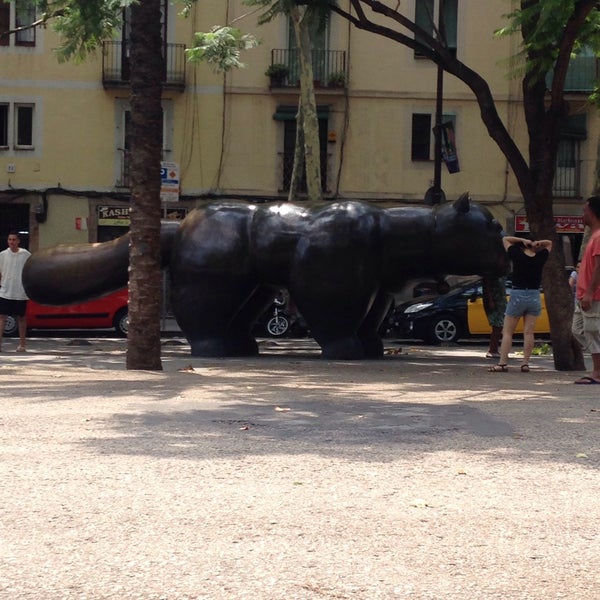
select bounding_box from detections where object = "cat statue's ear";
[453,191,471,214]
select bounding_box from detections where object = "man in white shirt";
[0,232,32,352]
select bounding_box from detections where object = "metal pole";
[432,0,445,204]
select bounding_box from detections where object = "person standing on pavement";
[489,235,552,373]
[0,231,31,352]
[572,196,600,384]
[482,275,507,359]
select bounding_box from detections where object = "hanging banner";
[441,121,460,174]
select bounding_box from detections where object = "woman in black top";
[489,236,552,373]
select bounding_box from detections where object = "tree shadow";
[3,338,595,470]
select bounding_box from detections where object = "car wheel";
[426,314,461,344]
[113,308,129,337]
[3,315,18,337]
[267,314,289,337]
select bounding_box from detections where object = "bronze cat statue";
[23,193,507,359]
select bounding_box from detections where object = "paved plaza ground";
[0,336,598,599]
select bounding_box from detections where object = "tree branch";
[550,0,597,106]
[0,8,64,41]
[332,0,533,195]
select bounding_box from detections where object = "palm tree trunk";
[126,0,164,370]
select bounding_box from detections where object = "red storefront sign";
[515,215,584,234]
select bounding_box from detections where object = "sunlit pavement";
[1,336,598,599]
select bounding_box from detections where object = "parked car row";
[384,279,550,344]
[4,280,549,344]
[2,288,308,339]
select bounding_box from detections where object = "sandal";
[489,364,508,373]
[520,364,530,373]
[16,346,26,353]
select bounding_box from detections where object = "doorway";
[0,203,30,250]
[282,115,329,193]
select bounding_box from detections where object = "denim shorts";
[505,289,542,318]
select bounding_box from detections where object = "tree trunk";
[527,192,585,371]
[126,0,164,371]
[288,99,305,201]
[291,6,322,202]
[520,36,584,371]
[331,0,596,370]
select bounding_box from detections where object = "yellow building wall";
[0,0,598,248]
[39,195,91,248]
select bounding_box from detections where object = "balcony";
[268,49,347,89]
[102,41,186,91]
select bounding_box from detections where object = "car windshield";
[448,282,481,299]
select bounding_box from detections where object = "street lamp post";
[432,59,444,203]
[425,0,446,205]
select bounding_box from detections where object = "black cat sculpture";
[23,193,508,359]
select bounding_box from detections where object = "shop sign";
[98,205,130,226]
[160,161,180,202]
[515,215,584,234]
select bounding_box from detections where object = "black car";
[385,278,551,344]
[385,280,482,344]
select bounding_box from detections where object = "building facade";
[1,0,597,264]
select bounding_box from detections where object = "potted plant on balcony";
[327,70,347,88]
[265,63,289,87]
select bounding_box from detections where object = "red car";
[3,289,129,337]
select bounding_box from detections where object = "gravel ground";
[0,337,598,599]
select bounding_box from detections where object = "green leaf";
[186,26,259,73]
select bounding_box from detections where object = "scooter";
[263,291,308,337]
[266,303,291,336]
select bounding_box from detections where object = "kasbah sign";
[515,215,584,234]
[98,205,130,226]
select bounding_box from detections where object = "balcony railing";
[553,139,582,198]
[269,49,347,88]
[553,163,582,198]
[102,41,186,91]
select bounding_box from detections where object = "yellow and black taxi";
[387,279,549,344]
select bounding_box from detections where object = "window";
[15,0,36,46]
[412,112,456,161]
[0,102,35,150]
[553,139,580,197]
[548,46,598,93]
[0,104,8,147]
[553,114,586,198]
[0,3,9,47]
[15,103,33,147]
[275,105,329,193]
[0,1,37,47]
[412,114,432,160]
[415,0,457,58]
[287,16,330,84]
[115,99,173,187]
